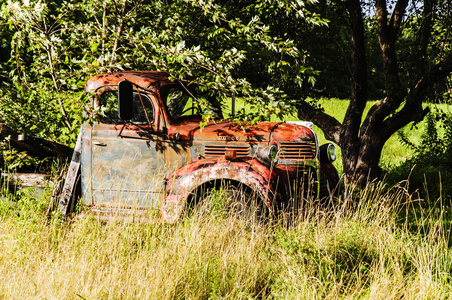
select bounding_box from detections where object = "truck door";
[83,89,165,210]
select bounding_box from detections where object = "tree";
[0,0,87,144]
[1,0,325,142]
[297,0,452,186]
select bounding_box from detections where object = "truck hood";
[168,119,316,144]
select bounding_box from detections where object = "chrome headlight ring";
[256,144,279,167]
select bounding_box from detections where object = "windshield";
[161,84,223,120]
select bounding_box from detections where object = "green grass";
[0,180,451,299]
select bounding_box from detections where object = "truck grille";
[279,142,316,161]
[205,144,250,157]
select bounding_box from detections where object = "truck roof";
[85,70,179,93]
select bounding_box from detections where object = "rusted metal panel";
[88,123,166,208]
[205,144,250,157]
[80,123,92,204]
[59,128,83,217]
[85,71,173,94]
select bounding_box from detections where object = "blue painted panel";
[80,123,92,205]
[87,123,166,209]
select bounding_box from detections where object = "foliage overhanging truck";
[58,71,340,222]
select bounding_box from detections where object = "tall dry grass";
[0,180,451,299]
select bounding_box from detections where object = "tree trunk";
[298,0,452,188]
[339,0,369,186]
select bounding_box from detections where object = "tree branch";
[297,101,341,145]
[412,52,452,99]
[411,0,437,81]
[342,0,368,144]
[110,0,128,68]
[373,0,408,121]
[389,0,409,41]
[375,0,388,35]
[384,53,452,137]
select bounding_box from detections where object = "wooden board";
[58,130,82,217]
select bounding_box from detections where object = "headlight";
[327,144,336,162]
[256,145,278,167]
[269,144,278,164]
[320,143,336,163]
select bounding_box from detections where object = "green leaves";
[0,0,328,144]
[136,0,325,122]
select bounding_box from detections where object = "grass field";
[0,182,451,299]
[0,99,451,299]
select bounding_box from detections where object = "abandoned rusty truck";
[58,71,340,222]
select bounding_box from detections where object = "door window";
[97,90,154,124]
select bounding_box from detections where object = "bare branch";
[342,0,368,144]
[383,53,452,137]
[389,0,409,41]
[297,101,341,145]
[109,0,128,68]
[412,53,452,98]
[375,0,388,34]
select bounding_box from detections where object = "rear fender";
[162,157,284,223]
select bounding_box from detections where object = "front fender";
[320,162,341,198]
[162,157,285,223]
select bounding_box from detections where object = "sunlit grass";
[0,179,451,299]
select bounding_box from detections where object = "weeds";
[0,176,451,299]
[1,109,451,298]
[388,107,452,204]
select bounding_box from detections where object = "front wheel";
[190,182,267,223]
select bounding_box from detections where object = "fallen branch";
[0,123,73,160]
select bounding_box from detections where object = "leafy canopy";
[1,0,327,145]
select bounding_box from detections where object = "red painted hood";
[168,119,316,144]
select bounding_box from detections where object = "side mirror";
[118,80,134,120]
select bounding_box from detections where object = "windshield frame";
[92,85,157,126]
